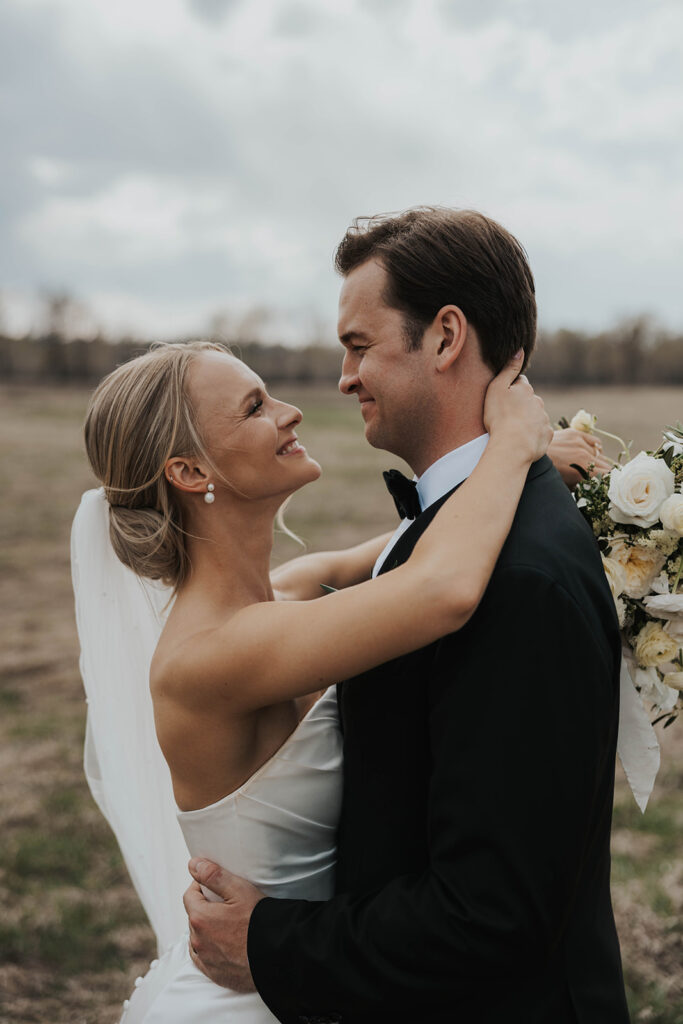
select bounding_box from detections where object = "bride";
[72,340,551,1022]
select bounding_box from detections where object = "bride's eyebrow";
[240,387,264,410]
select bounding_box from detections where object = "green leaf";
[319,583,338,594]
[570,462,590,481]
[663,714,678,729]
[557,416,570,430]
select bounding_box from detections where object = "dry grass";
[0,382,682,1024]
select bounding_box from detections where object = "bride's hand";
[483,350,553,464]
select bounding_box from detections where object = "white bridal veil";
[71,488,190,955]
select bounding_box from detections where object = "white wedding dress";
[71,490,343,1024]
[120,688,342,1024]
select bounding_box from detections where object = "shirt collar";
[415,434,489,512]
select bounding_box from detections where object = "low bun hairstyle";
[84,341,228,590]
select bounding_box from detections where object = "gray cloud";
[2,0,682,337]
[187,0,240,26]
[274,2,324,35]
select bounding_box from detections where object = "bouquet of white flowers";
[562,413,683,808]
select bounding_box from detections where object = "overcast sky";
[2,0,682,342]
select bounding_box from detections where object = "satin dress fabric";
[120,689,342,1023]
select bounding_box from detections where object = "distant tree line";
[531,318,683,386]
[0,334,343,385]
[1,316,682,387]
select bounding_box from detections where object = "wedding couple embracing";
[72,207,629,1023]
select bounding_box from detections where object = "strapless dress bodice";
[178,687,342,900]
[121,688,342,1023]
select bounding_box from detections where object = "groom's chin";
[363,417,389,452]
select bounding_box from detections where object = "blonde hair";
[84,341,228,589]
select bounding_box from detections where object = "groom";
[184,208,630,1023]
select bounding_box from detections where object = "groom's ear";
[430,305,468,373]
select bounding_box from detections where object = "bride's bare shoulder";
[149,597,241,701]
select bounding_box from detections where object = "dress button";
[122,999,130,1010]
[150,959,159,969]
[134,976,144,987]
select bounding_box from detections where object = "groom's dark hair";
[335,207,537,373]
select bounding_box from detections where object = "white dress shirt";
[372,433,490,577]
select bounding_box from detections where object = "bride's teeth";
[279,441,302,455]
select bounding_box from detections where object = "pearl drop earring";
[204,483,215,504]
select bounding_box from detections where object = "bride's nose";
[276,402,303,428]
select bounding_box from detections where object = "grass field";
[1,381,682,1023]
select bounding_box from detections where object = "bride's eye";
[248,399,263,415]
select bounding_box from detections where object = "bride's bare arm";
[168,354,551,711]
[271,533,394,601]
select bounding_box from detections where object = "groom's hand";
[183,858,265,993]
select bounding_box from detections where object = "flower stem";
[672,551,683,594]
[594,426,630,461]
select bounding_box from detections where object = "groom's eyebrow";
[339,330,369,346]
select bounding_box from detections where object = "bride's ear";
[429,306,468,373]
[165,457,209,496]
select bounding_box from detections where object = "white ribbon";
[616,656,661,813]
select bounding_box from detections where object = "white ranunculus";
[663,671,683,691]
[602,555,627,598]
[614,597,626,628]
[570,409,596,433]
[665,620,683,643]
[633,665,679,713]
[609,538,667,599]
[601,556,627,624]
[607,452,675,528]
[634,621,680,668]
[659,493,683,535]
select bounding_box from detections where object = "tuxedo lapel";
[377,486,459,575]
[336,455,555,730]
[377,456,553,576]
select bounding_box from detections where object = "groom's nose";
[338,352,360,395]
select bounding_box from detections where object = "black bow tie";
[383,469,421,521]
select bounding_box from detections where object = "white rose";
[607,452,675,528]
[663,671,683,691]
[659,493,683,535]
[633,621,680,668]
[609,538,667,599]
[633,665,679,713]
[570,409,596,433]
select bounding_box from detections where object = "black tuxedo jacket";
[248,456,630,1024]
